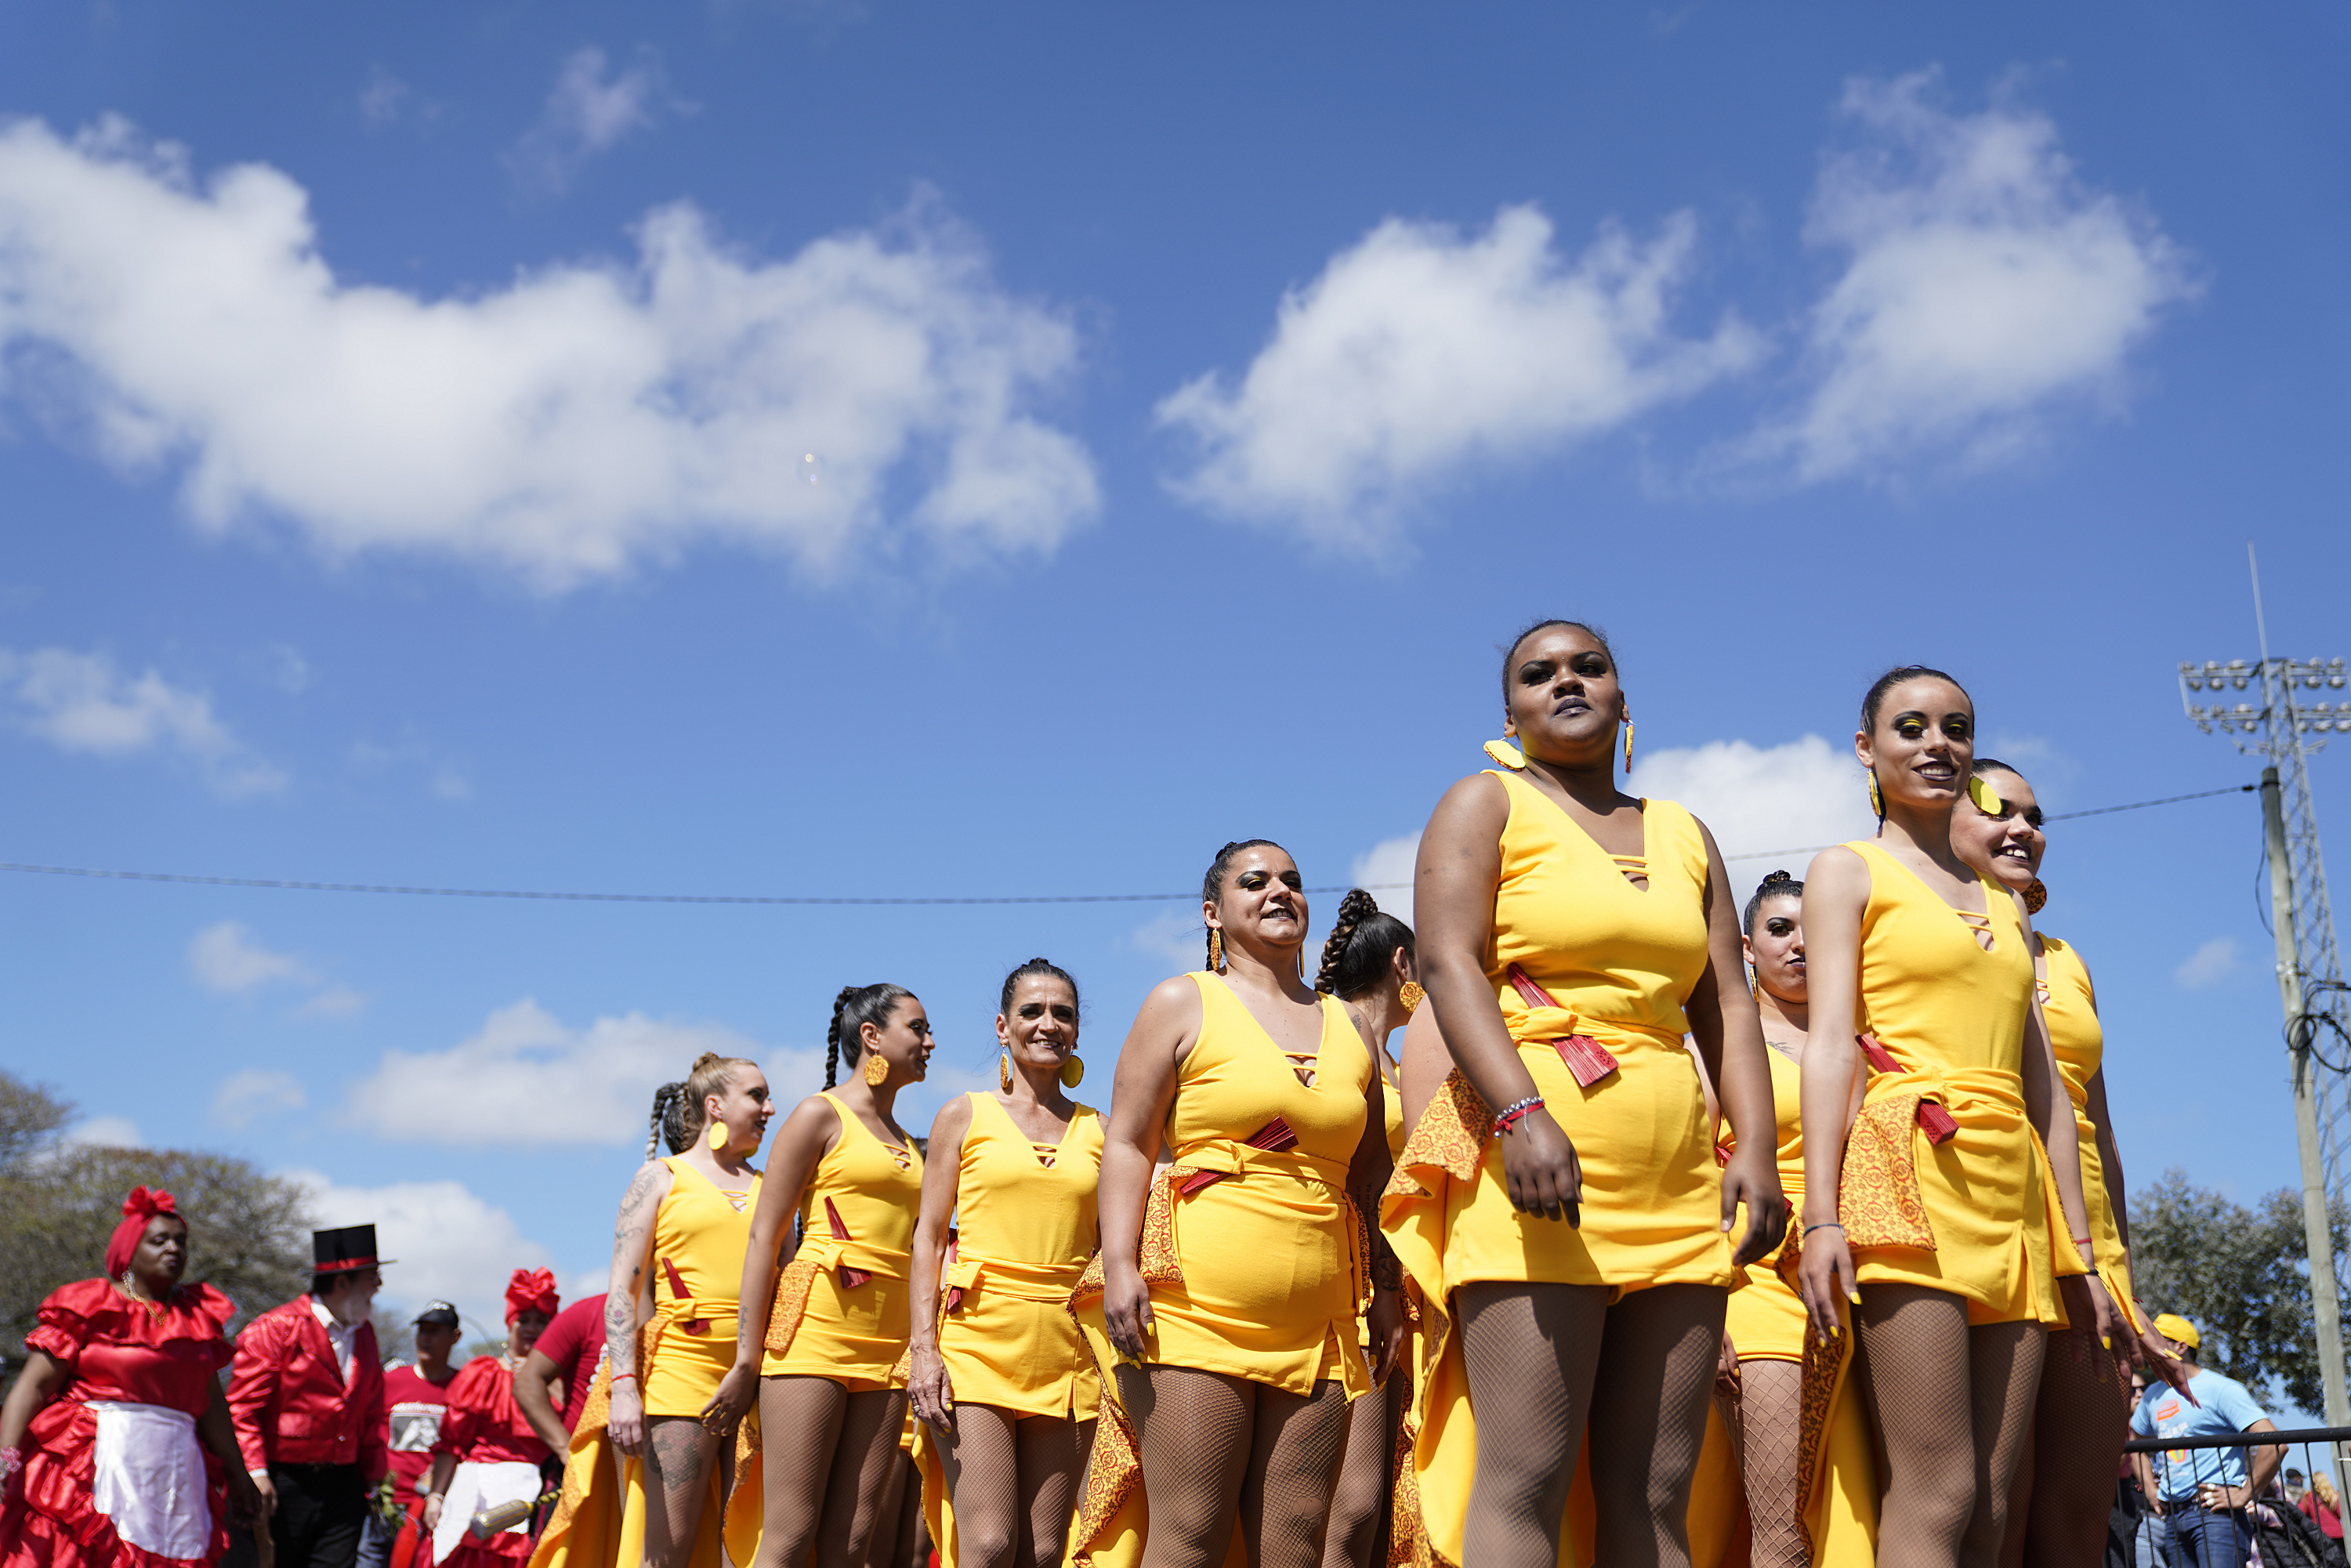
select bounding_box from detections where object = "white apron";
[87,1400,210,1562]
[429,1459,539,1565]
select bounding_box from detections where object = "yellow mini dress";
[530,1158,759,1568]
[1382,777,1733,1568]
[1834,841,2060,1325]
[1068,972,1373,1568]
[2043,934,2140,1331]
[1722,1046,1806,1363]
[763,1092,925,1389]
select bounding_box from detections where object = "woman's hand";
[698,1364,757,1441]
[1721,1146,1788,1268]
[2056,1271,2123,1372]
[1795,1223,1857,1345]
[607,1375,647,1457]
[1365,1288,1407,1388]
[907,1342,955,1430]
[421,1493,444,1534]
[1499,1108,1581,1223]
[1103,1259,1155,1362]
[224,1467,261,1530]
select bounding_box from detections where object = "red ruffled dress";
[427,1357,550,1568]
[0,1280,235,1568]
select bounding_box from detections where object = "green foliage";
[2130,1164,2351,1412]
[0,1066,314,1369]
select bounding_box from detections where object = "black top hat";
[311,1224,389,1274]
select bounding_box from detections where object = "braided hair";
[825,983,915,1088]
[1200,838,1283,970]
[645,1082,692,1161]
[1741,870,1803,936]
[1313,888,1416,1000]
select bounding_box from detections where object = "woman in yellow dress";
[1310,890,1422,1568]
[710,983,933,1568]
[531,1055,770,1568]
[907,958,1103,1568]
[1078,839,1405,1568]
[1389,618,1786,1568]
[1951,758,2187,1568]
[1794,668,2117,1568]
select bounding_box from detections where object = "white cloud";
[0,118,1098,592]
[343,998,820,1146]
[506,48,665,194]
[188,921,312,992]
[213,1068,306,1129]
[1130,909,1206,972]
[1157,204,1760,552]
[1349,834,1420,925]
[1756,71,2196,481]
[0,646,283,796]
[296,984,369,1019]
[357,70,437,129]
[1627,733,1877,871]
[62,1115,144,1149]
[2175,936,2240,990]
[291,1169,553,1335]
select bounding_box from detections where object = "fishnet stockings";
[1118,1364,1351,1568]
[1320,1368,1404,1568]
[748,1378,908,1568]
[867,1450,915,1568]
[2007,1329,2132,1568]
[1458,1281,1726,1568]
[1718,1359,1806,1568]
[1854,1285,2045,1568]
[937,1403,1097,1568]
[640,1416,730,1568]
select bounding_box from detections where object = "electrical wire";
[0,780,2259,908]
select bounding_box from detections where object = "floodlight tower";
[2177,546,2351,1429]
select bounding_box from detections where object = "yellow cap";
[2154,1313,2201,1350]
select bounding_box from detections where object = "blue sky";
[2,1,2348,1344]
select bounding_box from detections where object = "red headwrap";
[104,1186,183,1280]
[503,1267,560,1324]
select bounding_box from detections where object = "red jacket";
[227,1296,387,1481]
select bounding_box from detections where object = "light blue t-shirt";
[2132,1367,2272,1501]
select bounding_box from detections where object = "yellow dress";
[530,1158,759,1568]
[917,1095,1104,1567]
[1723,1047,1807,1363]
[1067,972,1374,1568]
[1382,777,1733,1568]
[725,1092,924,1566]
[1835,841,2058,1325]
[2043,935,2141,1331]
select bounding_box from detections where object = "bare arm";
[1795,848,1869,1338]
[701,1095,838,1429]
[1687,815,1788,1266]
[2241,1418,2286,1499]
[513,1347,570,1457]
[907,1095,974,1428]
[0,1348,67,1453]
[1416,774,1585,1221]
[600,1159,672,1458]
[1397,1005,1451,1135]
[1099,976,1201,1359]
[2085,1068,2132,1256]
[197,1378,262,1525]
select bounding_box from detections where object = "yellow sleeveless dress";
[529,1158,759,1568]
[918,1095,1103,1568]
[1382,778,1733,1568]
[1835,842,2059,1324]
[2042,935,2140,1331]
[1723,1046,1806,1363]
[763,1091,926,1388]
[1067,972,1373,1568]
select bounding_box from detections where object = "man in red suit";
[228,1224,392,1568]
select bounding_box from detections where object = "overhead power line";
[0,782,2257,908]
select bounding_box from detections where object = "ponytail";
[1313,888,1415,1001]
[827,983,914,1088]
[645,1082,686,1161]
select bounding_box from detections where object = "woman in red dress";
[0,1186,259,1568]
[420,1271,563,1568]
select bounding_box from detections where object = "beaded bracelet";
[1492,1096,1545,1137]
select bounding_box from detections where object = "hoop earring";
[1060,1055,1085,1089]
[1208,930,1224,971]
[706,1121,727,1153]
[1398,980,1425,1015]
[1867,771,1885,817]
[862,1052,890,1088]
[998,1051,1013,1094]
[2026,878,2049,915]
[1622,719,1635,775]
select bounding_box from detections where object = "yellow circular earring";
[2025,878,2049,915]
[1059,1055,1085,1089]
[998,1051,1013,1093]
[1398,980,1425,1015]
[1966,775,2005,816]
[862,1051,890,1087]
[1208,929,1224,971]
[1483,737,1528,770]
[706,1120,728,1153]
[1867,771,1885,817]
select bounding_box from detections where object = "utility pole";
[2178,544,2351,1433]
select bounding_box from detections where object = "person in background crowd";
[2287,1469,2310,1505]
[516,1293,607,1443]
[360,1303,462,1568]
[0,1186,258,1568]
[2131,1313,2284,1568]
[422,1271,563,1568]
[229,1224,392,1568]
[2301,1473,2343,1546]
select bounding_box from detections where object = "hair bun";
[1761,869,1794,886]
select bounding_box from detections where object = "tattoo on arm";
[606,1164,662,1375]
